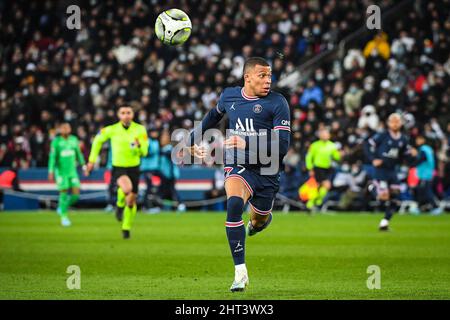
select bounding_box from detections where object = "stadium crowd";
[1,0,449,208]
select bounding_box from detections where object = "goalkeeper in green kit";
[48,122,86,227]
[85,104,149,239]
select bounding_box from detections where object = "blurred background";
[0,0,449,212]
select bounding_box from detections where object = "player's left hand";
[224,136,246,149]
[409,147,418,157]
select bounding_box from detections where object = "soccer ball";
[155,9,192,46]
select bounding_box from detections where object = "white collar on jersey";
[241,87,260,101]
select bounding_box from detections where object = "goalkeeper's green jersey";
[48,135,85,175]
[88,121,149,167]
[305,139,341,170]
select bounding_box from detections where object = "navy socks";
[225,196,246,265]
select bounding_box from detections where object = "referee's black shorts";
[112,166,140,193]
[313,167,333,183]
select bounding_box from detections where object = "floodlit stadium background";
[1,0,449,211]
[0,0,450,301]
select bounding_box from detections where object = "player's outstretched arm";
[48,138,57,181]
[275,96,291,151]
[272,95,291,164]
[189,105,224,147]
[75,138,87,174]
[186,102,224,160]
[276,129,290,160]
[86,126,111,175]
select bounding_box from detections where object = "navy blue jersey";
[190,86,291,176]
[364,131,413,170]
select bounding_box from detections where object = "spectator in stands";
[363,32,391,61]
[358,105,380,131]
[343,82,363,118]
[343,49,366,73]
[300,79,323,108]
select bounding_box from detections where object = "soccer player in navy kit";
[187,57,291,291]
[364,113,417,231]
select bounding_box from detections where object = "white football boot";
[61,216,72,227]
[379,218,389,231]
[230,265,249,292]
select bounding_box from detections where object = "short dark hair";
[116,102,133,112]
[243,57,270,74]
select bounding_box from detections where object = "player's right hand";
[84,162,94,176]
[372,159,383,167]
[187,144,207,159]
[48,172,54,182]
[224,136,246,149]
[309,170,315,178]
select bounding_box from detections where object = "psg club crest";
[253,104,263,113]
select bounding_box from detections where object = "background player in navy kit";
[187,57,290,292]
[364,113,418,231]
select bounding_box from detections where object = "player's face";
[319,129,330,140]
[246,65,272,96]
[388,116,402,132]
[60,124,71,136]
[118,107,134,125]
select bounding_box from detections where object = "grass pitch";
[0,210,449,300]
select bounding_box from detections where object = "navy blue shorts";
[224,165,279,215]
[373,168,400,194]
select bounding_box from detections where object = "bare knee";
[120,185,132,195]
[117,176,133,200]
[126,193,136,207]
[322,180,331,190]
[225,177,250,202]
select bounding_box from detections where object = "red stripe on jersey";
[274,126,291,131]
